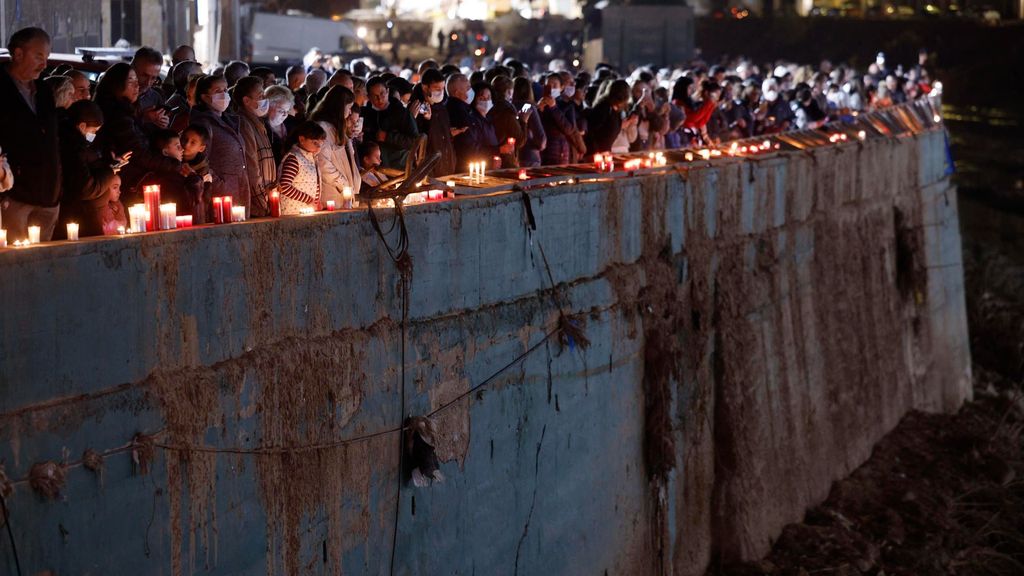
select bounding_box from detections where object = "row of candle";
[467,161,488,184]
[0,223,78,247]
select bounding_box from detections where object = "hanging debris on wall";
[557,313,591,354]
[82,449,104,476]
[29,461,66,500]
[131,433,156,476]
[405,416,444,487]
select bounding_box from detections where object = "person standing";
[362,76,419,170]
[191,75,252,217]
[234,76,277,217]
[309,86,361,204]
[0,27,63,242]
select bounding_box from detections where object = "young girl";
[277,121,325,215]
[79,169,128,237]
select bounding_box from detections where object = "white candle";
[231,206,245,222]
[27,225,40,244]
[117,226,126,235]
[129,204,147,234]
[0,229,6,247]
[66,223,79,241]
[160,204,177,229]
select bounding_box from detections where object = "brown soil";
[710,364,1024,576]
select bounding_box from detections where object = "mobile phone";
[419,102,429,113]
[520,103,532,114]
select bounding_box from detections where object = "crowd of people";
[0,25,939,243]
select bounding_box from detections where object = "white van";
[249,12,372,65]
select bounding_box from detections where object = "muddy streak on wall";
[0,129,969,575]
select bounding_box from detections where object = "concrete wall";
[0,128,970,575]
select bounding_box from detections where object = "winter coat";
[448,98,499,172]
[513,100,546,168]
[540,101,584,166]
[415,101,457,177]
[238,110,277,217]
[95,95,181,203]
[487,99,525,170]
[317,121,361,203]
[361,99,420,170]
[0,64,62,207]
[585,101,622,156]
[191,105,253,216]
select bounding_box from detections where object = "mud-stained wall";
[0,128,969,575]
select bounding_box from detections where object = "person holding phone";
[511,77,546,168]
[539,73,585,166]
[411,69,456,177]
[131,47,171,129]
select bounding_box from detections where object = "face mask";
[269,110,288,127]
[84,131,97,143]
[254,98,269,117]
[764,90,779,102]
[210,92,231,112]
[476,100,493,115]
[464,88,475,105]
[620,110,627,120]
[563,85,575,98]
[549,88,561,99]
[430,90,444,104]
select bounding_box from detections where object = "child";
[182,124,215,223]
[138,129,203,220]
[359,140,388,188]
[79,169,128,237]
[278,121,325,215]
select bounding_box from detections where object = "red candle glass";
[143,185,161,231]
[269,191,281,218]
[212,197,224,224]
[222,196,233,223]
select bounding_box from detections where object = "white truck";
[249,12,373,66]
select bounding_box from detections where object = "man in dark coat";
[414,69,456,177]
[0,27,63,241]
[362,76,419,170]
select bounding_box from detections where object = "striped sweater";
[278,146,321,212]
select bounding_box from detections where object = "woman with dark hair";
[511,76,546,168]
[94,62,184,204]
[585,79,631,156]
[191,74,252,217]
[234,76,276,216]
[673,77,719,146]
[309,85,361,202]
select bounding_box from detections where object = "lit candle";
[222,196,233,223]
[66,223,80,241]
[129,204,147,233]
[857,130,867,140]
[269,190,281,217]
[507,137,516,147]
[684,152,694,161]
[603,153,614,172]
[231,206,245,222]
[143,185,161,232]
[212,197,224,224]
[299,206,315,215]
[325,200,336,211]
[117,226,126,235]
[446,180,456,188]
[160,203,177,230]
[175,215,192,228]
[0,229,7,248]
[427,189,443,201]
[518,169,528,180]
[341,186,354,209]
[27,225,40,244]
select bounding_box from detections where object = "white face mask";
[430,90,444,104]
[254,98,270,117]
[476,100,493,115]
[764,90,779,102]
[549,88,561,100]
[269,110,288,127]
[84,131,97,143]
[464,88,475,105]
[209,92,231,112]
[563,85,575,98]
